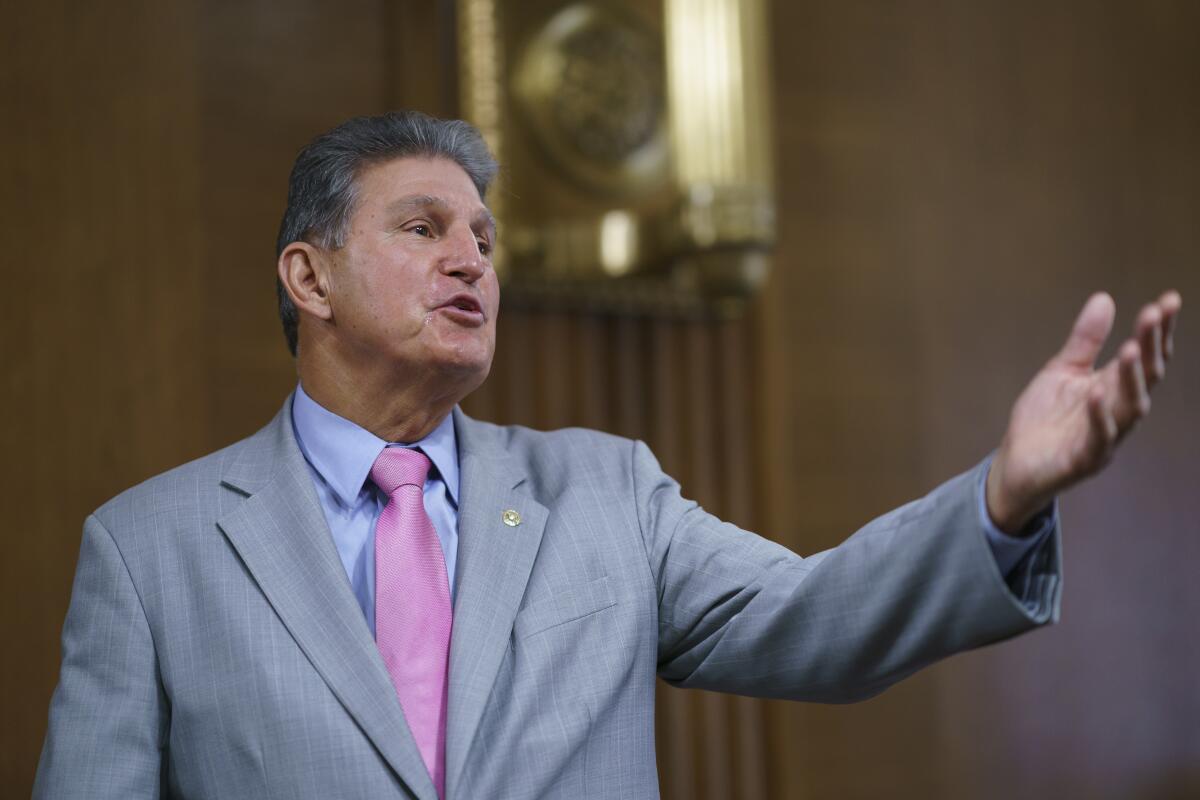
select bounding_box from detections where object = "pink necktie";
[371,447,452,798]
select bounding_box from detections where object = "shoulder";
[90,414,280,544]
[459,412,633,460]
[491,419,632,458]
[455,412,647,493]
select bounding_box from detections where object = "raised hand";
[985,290,1182,535]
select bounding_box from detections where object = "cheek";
[485,274,502,317]
[378,275,428,319]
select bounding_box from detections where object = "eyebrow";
[386,193,497,237]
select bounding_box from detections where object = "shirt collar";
[291,383,460,509]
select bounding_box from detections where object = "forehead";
[355,156,484,211]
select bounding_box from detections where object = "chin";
[434,349,494,392]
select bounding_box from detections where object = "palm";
[1004,359,1115,497]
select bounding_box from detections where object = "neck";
[297,351,465,445]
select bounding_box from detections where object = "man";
[35,111,1181,799]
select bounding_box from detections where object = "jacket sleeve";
[34,514,169,798]
[633,440,1061,703]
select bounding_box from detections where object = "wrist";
[986,451,1052,536]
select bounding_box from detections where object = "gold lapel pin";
[502,509,522,527]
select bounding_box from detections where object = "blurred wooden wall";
[3,1,1197,798]
[761,4,1199,798]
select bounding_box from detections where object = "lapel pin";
[502,509,522,527]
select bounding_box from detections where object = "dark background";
[3,1,1197,797]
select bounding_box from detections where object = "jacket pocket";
[514,575,616,640]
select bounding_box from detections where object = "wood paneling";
[2,0,400,791]
[762,2,1200,798]
[2,1,207,787]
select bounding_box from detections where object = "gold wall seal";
[459,0,774,317]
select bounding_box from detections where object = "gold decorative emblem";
[458,0,775,315]
[512,3,668,195]
[502,509,522,527]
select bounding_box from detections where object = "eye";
[477,238,492,256]
[410,224,431,237]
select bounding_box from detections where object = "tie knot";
[370,447,431,496]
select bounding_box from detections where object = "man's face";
[325,156,499,392]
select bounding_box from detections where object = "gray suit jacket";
[35,399,1061,799]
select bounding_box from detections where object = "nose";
[439,224,486,283]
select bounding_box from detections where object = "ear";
[277,242,334,322]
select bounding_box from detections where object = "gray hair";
[275,110,499,356]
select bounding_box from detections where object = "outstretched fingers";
[1130,289,1180,393]
[1086,383,1118,468]
[1136,305,1165,389]
[1086,290,1181,463]
[1159,290,1182,361]
[1116,340,1151,434]
[1057,292,1117,369]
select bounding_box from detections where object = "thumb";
[1056,292,1116,368]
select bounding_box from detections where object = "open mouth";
[437,294,485,323]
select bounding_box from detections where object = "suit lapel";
[216,401,437,800]
[445,409,547,795]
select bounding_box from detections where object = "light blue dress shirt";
[292,384,460,638]
[291,384,1050,639]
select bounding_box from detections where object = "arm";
[644,290,1181,702]
[977,458,1056,578]
[34,514,168,799]
[639,442,1059,703]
